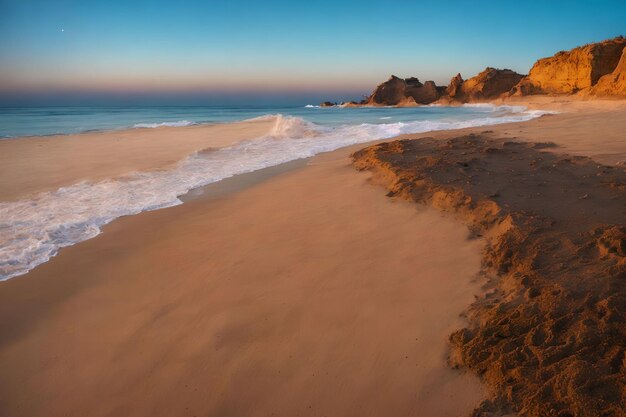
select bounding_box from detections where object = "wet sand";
[0,118,273,201]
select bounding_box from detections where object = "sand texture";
[1,101,625,417]
[0,149,486,417]
[353,134,625,417]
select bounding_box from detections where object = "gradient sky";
[1,0,625,105]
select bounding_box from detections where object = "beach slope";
[353,124,626,416]
[0,148,486,417]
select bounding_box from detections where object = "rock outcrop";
[512,37,626,95]
[591,46,626,95]
[416,80,440,104]
[446,73,464,97]
[322,36,626,106]
[365,75,441,105]
[452,68,525,101]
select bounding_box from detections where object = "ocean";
[0,104,545,138]
[0,104,551,280]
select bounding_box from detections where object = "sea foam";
[133,120,196,128]
[0,107,554,280]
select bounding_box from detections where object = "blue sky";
[0,0,625,105]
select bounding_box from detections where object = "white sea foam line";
[0,108,555,280]
[133,120,196,128]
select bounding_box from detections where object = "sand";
[353,109,626,416]
[0,118,273,201]
[0,100,624,417]
[0,143,486,416]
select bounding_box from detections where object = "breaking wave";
[0,107,554,280]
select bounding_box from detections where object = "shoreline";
[0,99,624,416]
[0,118,275,201]
[2,100,624,281]
[0,102,556,281]
[0,139,488,417]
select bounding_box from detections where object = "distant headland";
[322,36,626,107]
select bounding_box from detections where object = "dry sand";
[0,143,486,416]
[0,101,624,417]
[353,105,626,416]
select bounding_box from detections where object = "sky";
[1,0,625,105]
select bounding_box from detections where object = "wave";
[304,104,320,108]
[133,120,196,128]
[241,114,281,122]
[462,103,531,114]
[0,107,551,280]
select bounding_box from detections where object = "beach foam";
[0,107,553,280]
[133,120,196,128]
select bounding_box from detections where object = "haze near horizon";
[1,0,625,105]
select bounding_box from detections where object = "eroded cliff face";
[365,75,441,105]
[449,68,525,101]
[512,37,626,95]
[592,47,626,96]
[322,36,626,107]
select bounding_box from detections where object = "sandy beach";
[0,118,274,201]
[0,100,625,416]
[0,136,486,417]
[2,2,625,415]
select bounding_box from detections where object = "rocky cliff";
[512,37,626,95]
[446,73,464,97]
[365,75,441,105]
[321,36,626,107]
[591,46,626,96]
[362,69,523,106]
[448,68,525,101]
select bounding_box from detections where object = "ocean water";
[0,104,543,138]
[0,104,553,280]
